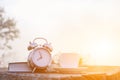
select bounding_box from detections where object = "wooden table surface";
[0,66,120,80]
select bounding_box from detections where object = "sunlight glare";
[90,38,115,65]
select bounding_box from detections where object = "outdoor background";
[0,0,120,67]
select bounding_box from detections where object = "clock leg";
[32,67,37,73]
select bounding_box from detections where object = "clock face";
[31,48,51,67]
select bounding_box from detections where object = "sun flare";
[89,39,115,65]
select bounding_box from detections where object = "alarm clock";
[27,37,53,72]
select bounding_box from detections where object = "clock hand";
[37,52,42,61]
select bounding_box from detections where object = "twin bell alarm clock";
[27,37,53,72]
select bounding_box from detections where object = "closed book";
[8,62,32,72]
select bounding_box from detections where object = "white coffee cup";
[59,53,80,68]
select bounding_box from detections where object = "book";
[8,62,32,72]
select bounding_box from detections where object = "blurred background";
[0,0,120,67]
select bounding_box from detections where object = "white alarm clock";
[27,37,53,72]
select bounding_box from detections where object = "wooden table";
[0,66,120,80]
